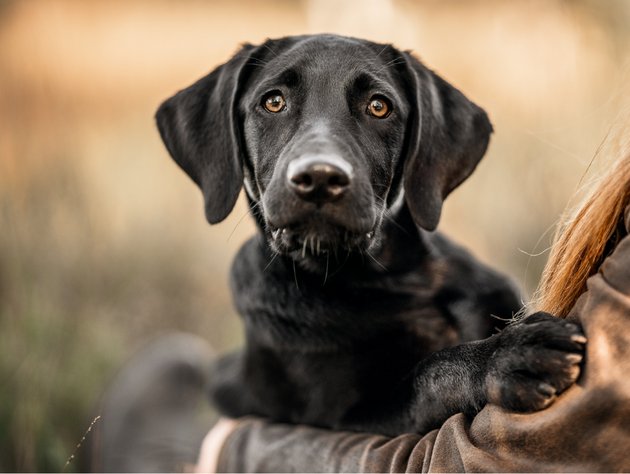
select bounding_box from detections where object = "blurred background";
[1,0,629,470]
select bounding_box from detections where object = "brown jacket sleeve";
[217,225,630,472]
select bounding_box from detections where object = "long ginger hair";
[533,152,630,318]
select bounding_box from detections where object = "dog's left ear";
[400,52,493,231]
[155,44,256,224]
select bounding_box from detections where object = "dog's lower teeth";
[366,231,374,239]
[271,229,281,240]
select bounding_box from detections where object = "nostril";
[328,173,349,188]
[291,172,313,188]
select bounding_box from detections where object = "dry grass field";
[1,0,629,470]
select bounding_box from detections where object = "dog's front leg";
[409,312,586,433]
[209,350,261,418]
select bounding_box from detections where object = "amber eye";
[367,96,391,118]
[262,92,286,113]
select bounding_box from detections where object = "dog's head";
[156,34,491,264]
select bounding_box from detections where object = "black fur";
[157,34,585,435]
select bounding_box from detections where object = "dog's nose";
[287,156,352,203]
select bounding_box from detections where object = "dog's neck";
[229,202,446,351]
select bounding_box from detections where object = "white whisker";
[227,201,260,242]
[366,250,388,271]
[263,252,279,272]
[292,259,300,290]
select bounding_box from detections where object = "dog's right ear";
[399,52,493,231]
[155,45,255,224]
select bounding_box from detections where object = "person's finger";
[196,418,239,473]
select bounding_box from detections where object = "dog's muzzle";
[263,152,377,258]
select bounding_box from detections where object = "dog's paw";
[485,311,586,412]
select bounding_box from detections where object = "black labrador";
[156,34,585,435]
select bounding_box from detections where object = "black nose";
[287,157,351,203]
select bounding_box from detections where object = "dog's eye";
[262,92,286,113]
[367,96,391,118]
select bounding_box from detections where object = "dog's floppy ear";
[400,52,493,231]
[155,45,255,224]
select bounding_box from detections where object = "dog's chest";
[230,238,462,354]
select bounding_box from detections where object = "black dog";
[156,34,585,435]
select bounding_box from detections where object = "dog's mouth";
[266,223,376,258]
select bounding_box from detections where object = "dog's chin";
[266,223,376,262]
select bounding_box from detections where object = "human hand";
[195,418,239,473]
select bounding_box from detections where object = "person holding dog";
[92,32,629,472]
[197,144,630,472]
[93,138,630,472]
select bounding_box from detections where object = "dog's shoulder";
[427,231,518,293]
[426,231,522,335]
